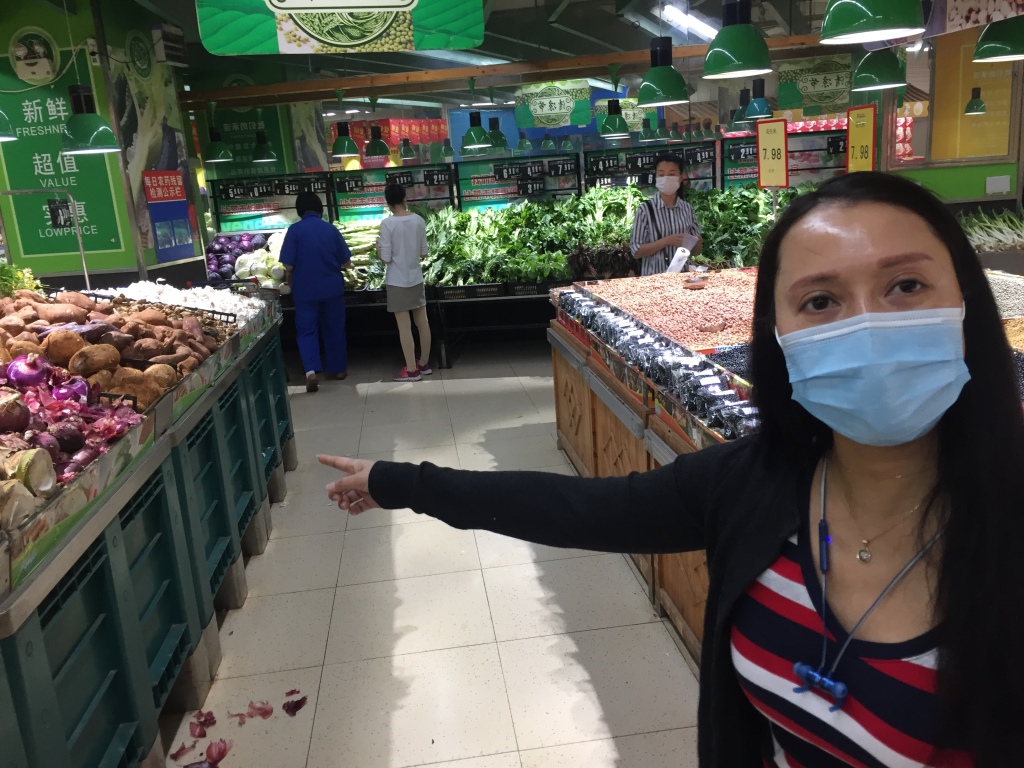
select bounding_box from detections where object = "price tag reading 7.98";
[756,118,788,189]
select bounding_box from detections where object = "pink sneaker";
[394,366,422,382]
[417,361,433,375]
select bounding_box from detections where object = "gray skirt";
[387,282,427,313]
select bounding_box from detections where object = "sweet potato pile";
[587,271,757,350]
[0,291,234,411]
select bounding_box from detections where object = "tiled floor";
[164,340,700,768]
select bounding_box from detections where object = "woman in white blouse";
[378,184,433,382]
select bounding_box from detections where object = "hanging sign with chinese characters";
[0,39,123,269]
[142,171,193,263]
[594,98,654,134]
[195,0,484,55]
[517,80,591,129]
[777,55,852,112]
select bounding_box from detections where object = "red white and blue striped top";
[730,525,973,768]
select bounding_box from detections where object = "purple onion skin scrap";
[283,696,308,716]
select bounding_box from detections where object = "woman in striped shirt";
[630,152,703,275]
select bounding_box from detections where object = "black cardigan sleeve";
[368,440,743,555]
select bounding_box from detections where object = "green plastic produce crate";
[0,526,154,768]
[116,463,201,712]
[170,412,242,627]
[245,352,283,483]
[213,379,265,539]
[265,334,295,446]
[0,649,28,768]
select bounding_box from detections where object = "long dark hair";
[750,172,1024,766]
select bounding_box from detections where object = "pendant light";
[62,84,119,155]
[639,115,658,142]
[0,108,16,142]
[974,15,1024,62]
[965,88,986,115]
[654,118,672,141]
[704,0,772,80]
[441,138,455,158]
[252,131,276,163]
[669,122,684,143]
[462,112,492,150]
[735,88,753,123]
[703,119,718,140]
[745,78,773,119]
[541,133,556,150]
[601,99,630,139]
[851,48,906,91]
[517,132,532,151]
[820,0,925,45]
[365,125,391,157]
[560,136,574,152]
[639,37,690,107]
[332,122,360,158]
[488,117,508,149]
[399,138,416,160]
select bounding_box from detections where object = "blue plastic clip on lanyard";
[793,457,944,712]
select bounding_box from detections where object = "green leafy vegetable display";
[336,183,811,290]
[959,210,1024,254]
[0,263,42,298]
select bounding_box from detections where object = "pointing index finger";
[317,454,356,472]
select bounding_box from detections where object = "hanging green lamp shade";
[204,127,233,163]
[820,0,925,45]
[639,116,658,142]
[600,99,631,139]
[441,138,455,158]
[366,125,391,157]
[462,112,492,150]
[639,37,690,107]
[517,131,533,151]
[560,137,574,152]
[252,130,277,163]
[745,78,773,119]
[488,117,508,149]
[702,118,717,140]
[541,133,556,150]
[332,122,360,158]
[669,122,684,143]
[965,87,986,115]
[0,107,16,142]
[62,85,120,155]
[654,118,671,141]
[734,88,753,125]
[851,48,906,91]
[399,138,417,159]
[704,0,772,80]
[974,15,1024,62]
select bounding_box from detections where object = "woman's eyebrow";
[786,252,934,295]
[877,252,933,269]
[788,271,839,294]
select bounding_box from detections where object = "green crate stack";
[0,647,29,768]
[213,379,266,539]
[115,462,201,713]
[0,526,155,768]
[265,333,295,446]
[245,350,283,482]
[170,411,244,626]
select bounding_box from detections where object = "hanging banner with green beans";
[777,55,852,113]
[516,81,591,129]
[195,0,484,54]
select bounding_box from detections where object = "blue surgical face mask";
[776,307,970,447]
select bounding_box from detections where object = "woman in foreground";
[319,173,1023,767]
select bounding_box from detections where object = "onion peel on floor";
[170,740,198,761]
[247,700,274,719]
[194,710,217,727]
[283,695,308,716]
[189,721,206,738]
[286,688,301,696]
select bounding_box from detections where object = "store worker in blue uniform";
[280,191,351,392]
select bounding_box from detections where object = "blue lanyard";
[793,457,945,711]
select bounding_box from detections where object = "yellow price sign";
[847,104,877,173]
[756,119,789,189]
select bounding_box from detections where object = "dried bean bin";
[0,528,155,768]
[213,379,266,539]
[115,463,201,712]
[170,411,243,626]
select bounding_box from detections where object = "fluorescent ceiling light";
[506,100,516,105]
[345,108,360,114]
[323,111,336,117]
[418,49,509,66]
[660,6,719,40]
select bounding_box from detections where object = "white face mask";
[655,175,681,195]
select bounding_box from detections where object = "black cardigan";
[370,436,813,767]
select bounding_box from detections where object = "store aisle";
[165,341,700,768]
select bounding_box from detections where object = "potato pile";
[0,290,234,411]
